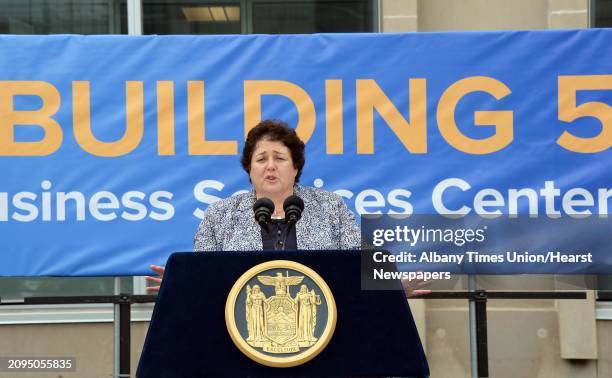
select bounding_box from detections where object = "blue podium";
[137,250,429,377]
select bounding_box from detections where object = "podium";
[137,250,429,377]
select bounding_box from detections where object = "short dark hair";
[241,120,305,183]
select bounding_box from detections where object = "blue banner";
[0,30,610,276]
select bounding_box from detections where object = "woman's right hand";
[402,276,432,298]
[146,265,165,292]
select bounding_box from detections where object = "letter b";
[0,81,62,156]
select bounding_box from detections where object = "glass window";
[597,276,612,299]
[252,0,375,34]
[143,1,242,34]
[0,277,133,300]
[594,0,612,27]
[141,0,376,35]
[0,0,127,34]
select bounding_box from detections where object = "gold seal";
[225,260,337,367]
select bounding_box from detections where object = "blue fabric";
[0,30,610,276]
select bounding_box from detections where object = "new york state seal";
[225,260,337,367]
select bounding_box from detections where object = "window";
[593,0,612,27]
[141,0,377,35]
[0,0,127,34]
[251,1,375,33]
[143,1,242,34]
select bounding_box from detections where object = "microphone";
[253,198,274,232]
[283,195,304,224]
[276,195,304,251]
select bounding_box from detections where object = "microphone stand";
[273,220,285,251]
[274,195,304,250]
[275,218,296,251]
[276,210,301,251]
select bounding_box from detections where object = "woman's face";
[249,139,297,199]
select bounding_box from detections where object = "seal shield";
[225,260,337,367]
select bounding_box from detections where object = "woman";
[147,119,361,290]
[193,119,361,251]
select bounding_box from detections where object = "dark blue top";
[261,219,298,251]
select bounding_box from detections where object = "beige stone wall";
[549,0,590,28]
[381,0,418,32]
[381,0,589,32]
[597,320,612,377]
[424,298,602,378]
[416,0,550,31]
[0,322,148,378]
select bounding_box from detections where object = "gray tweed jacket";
[193,185,361,251]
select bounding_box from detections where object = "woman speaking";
[147,119,362,290]
[193,119,361,251]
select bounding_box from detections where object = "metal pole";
[468,275,478,378]
[113,277,121,377]
[474,291,489,377]
[119,298,131,376]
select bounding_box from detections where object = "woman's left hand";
[145,265,165,292]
